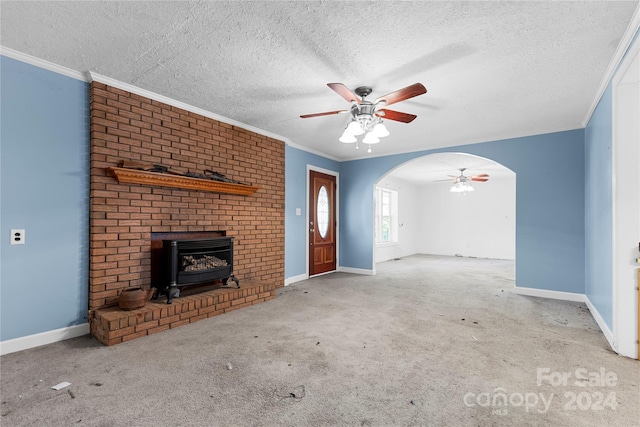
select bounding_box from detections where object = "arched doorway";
[373,152,515,268]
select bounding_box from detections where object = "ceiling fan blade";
[471,177,489,182]
[374,83,427,107]
[472,174,490,178]
[327,83,361,104]
[300,110,348,119]
[377,109,417,123]
[433,178,455,182]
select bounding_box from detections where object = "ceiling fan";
[300,82,427,153]
[435,168,490,192]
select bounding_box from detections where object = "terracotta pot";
[118,287,154,310]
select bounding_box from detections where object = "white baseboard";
[284,274,308,286]
[584,295,616,352]
[0,323,90,356]
[513,286,586,302]
[339,266,376,276]
[285,266,376,284]
[502,287,628,359]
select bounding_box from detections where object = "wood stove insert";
[158,237,240,304]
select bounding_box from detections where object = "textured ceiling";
[1,1,638,162]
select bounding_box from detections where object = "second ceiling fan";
[301,82,427,152]
[435,168,490,193]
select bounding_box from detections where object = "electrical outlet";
[10,229,25,245]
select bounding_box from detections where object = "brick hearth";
[91,281,276,345]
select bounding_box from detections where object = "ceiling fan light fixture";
[372,122,389,137]
[339,131,357,143]
[450,181,474,193]
[362,132,380,144]
[304,82,426,153]
[345,120,364,135]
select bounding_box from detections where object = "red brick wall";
[89,82,284,310]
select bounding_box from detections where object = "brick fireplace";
[89,81,285,344]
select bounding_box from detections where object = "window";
[375,187,398,244]
[317,185,329,238]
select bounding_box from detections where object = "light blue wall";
[0,53,597,342]
[284,144,339,279]
[339,130,586,294]
[0,56,90,341]
[585,85,613,328]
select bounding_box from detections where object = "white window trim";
[374,186,398,244]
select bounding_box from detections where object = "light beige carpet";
[1,255,638,426]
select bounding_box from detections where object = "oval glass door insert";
[317,185,329,238]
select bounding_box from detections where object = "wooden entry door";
[309,170,337,276]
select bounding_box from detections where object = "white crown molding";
[1,47,340,161]
[582,2,640,126]
[88,72,292,145]
[345,125,584,162]
[89,74,343,162]
[0,46,88,82]
[285,140,342,162]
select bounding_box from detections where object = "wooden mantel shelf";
[107,167,259,195]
